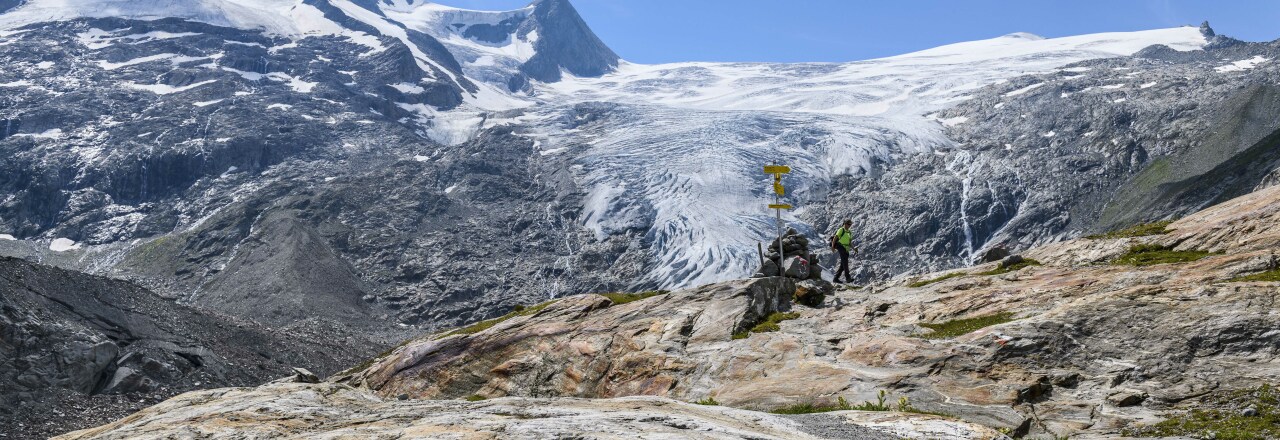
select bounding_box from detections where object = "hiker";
[830,219,856,283]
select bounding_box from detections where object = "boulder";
[794,279,832,307]
[101,367,155,394]
[1106,390,1147,407]
[807,263,824,281]
[977,246,1011,264]
[758,259,779,277]
[998,255,1025,269]
[292,367,320,384]
[782,256,809,279]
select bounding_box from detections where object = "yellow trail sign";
[763,165,791,174]
[768,204,792,210]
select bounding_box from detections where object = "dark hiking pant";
[833,245,851,283]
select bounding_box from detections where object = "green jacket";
[834,227,852,249]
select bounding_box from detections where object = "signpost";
[763,164,792,277]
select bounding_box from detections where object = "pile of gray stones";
[753,228,834,307]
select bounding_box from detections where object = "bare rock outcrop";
[55,382,1005,440]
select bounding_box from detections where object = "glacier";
[0,0,1211,289]
[525,27,1208,287]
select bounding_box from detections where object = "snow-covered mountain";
[1,0,1278,330]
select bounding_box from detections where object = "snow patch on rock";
[49,238,81,252]
[1216,55,1269,73]
[124,79,218,95]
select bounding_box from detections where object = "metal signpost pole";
[775,183,783,277]
[763,165,792,278]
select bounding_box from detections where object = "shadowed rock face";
[519,0,619,82]
[0,256,391,440]
[335,184,1280,439]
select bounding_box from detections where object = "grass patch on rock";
[732,312,801,339]
[1229,268,1280,283]
[1087,220,1174,239]
[437,300,558,339]
[918,312,1016,339]
[693,397,720,406]
[464,394,487,402]
[600,290,669,306]
[1112,244,1213,267]
[976,259,1041,276]
[771,392,951,417]
[907,272,967,288]
[1125,384,1280,440]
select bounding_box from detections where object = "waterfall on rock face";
[946,151,977,261]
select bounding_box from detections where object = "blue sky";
[439,0,1280,63]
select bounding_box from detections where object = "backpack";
[831,227,849,251]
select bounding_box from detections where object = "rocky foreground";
[60,185,1280,439]
[56,382,1004,440]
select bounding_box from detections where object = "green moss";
[600,290,669,306]
[976,259,1042,276]
[693,397,720,406]
[464,394,487,402]
[1087,220,1175,239]
[771,397,854,414]
[917,312,1016,339]
[1229,268,1280,283]
[733,312,801,339]
[1125,384,1280,440]
[907,271,967,288]
[1112,244,1214,267]
[436,300,559,339]
[751,312,800,333]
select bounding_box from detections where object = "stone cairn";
[753,228,831,307]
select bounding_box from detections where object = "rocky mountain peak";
[1000,31,1045,41]
[520,0,619,82]
[0,0,21,14]
[1200,20,1216,37]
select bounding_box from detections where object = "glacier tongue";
[523,103,955,288]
